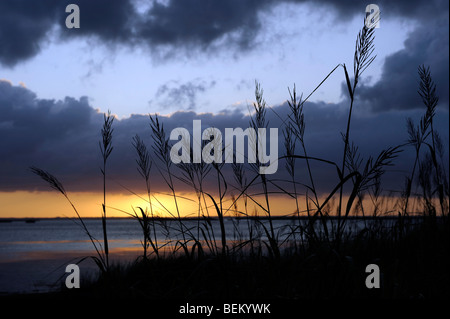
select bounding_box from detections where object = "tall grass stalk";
[149,114,191,256]
[231,159,258,256]
[417,65,448,216]
[99,110,114,270]
[132,134,159,259]
[337,22,377,242]
[178,150,214,255]
[249,81,280,259]
[285,85,329,242]
[30,167,107,272]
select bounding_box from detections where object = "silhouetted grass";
[100,110,114,270]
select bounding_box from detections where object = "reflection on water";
[0,218,296,262]
[1,218,153,263]
[0,217,401,262]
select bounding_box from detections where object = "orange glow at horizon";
[0,191,187,219]
[0,190,419,219]
[0,190,300,219]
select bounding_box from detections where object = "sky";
[0,0,448,218]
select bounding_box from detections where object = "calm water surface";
[0,218,308,262]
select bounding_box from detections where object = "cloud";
[0,0,272,66]
[0,0,60,67]
[150,79,216,111]
[354,14,449,112]
[303,0,448,20]
[135,0,271,55]
[1,0,448,66]
[1,81,448,196]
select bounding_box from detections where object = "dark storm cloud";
[0,0,60,67]
[1,0,447,66]
[135,0,271,53]
[0,0,273,66]
[1,81,448,195]
[303,0,448,20]
[354,14,449,112]
[0,80,100,191]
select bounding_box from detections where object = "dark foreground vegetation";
[64,217,448,300]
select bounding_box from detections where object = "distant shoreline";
[0,215,433,222]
